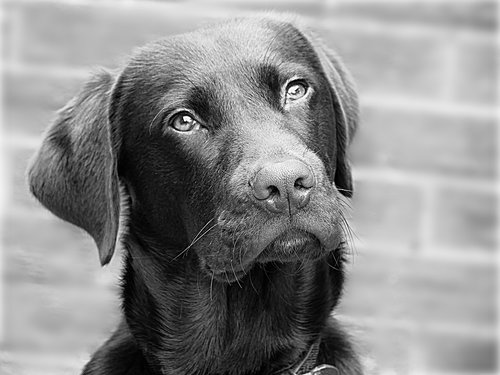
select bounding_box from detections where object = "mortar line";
[353,167,495,192]
[336,314,496,339]
[351,241,496,265]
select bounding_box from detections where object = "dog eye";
[170,112,201,132]
[285,81,308,102]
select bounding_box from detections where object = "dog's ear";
[317,45,358,198]
[27,70,120,265]
[296,24,359,198]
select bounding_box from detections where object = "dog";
[28,15,361,375]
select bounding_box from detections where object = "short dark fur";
[28,15,362,375]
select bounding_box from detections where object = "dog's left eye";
[285,81,308,102]
[170,112,201,132]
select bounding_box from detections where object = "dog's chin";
[258,229,323,262]
[203,230,327,284]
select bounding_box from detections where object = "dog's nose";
[250,160,315,214]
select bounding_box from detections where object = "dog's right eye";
[170,112,201,132]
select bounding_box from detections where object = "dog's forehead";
[131,18,315,81]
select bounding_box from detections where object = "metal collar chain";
[273,338,339,375]
[301,364,339,375]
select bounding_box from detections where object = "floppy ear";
[27,70,120,265]
[324,49,358,198]
[316,45,358,198]
[296,25,359,198]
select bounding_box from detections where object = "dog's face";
[28,17,358,283]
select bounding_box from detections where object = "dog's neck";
[119,229,345,375]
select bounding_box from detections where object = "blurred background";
[1,0,497,374]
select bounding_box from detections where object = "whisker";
[326,258,341,272]
[337,208,357,261]
[337,194,353,210]
[192,218,216,244]
[172,221,218,261]
[232,231,246,275]
[231,262,243,289]
[248,273,259,295]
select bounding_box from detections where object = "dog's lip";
[257,228,323,261]
[204,263,250,284]
[254,219,335,255]
[267,228,318,249]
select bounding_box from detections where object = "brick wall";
[1,1,497,374]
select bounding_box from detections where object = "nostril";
[294,177,310,190]
[251,177,280,200]
[294,172,314,190]
[294,178,304,189]
[268,185,280,197]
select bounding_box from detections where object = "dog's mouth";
[203,229,324,284]
[258,229,321,260]
[198,194,345,284]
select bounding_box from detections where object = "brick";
[340,252,496,327]
[350,180,423,249]
[341,321,413,375]
[2,7,19,63]
[352,107,496,179]
[416,332,497,372]
[319,28,446,98]
[184,0,325,17]
[4,72,86,112]
[17,3,229,67]
[3,213,123,286]
[361,327,412,375]
[327,1,497,31]
[454,40,497,105]
[4,72,87,135]
[7,146,43,210]
[432,187,497,250]
[0,353,84,375]
[4,282,120,353]
[4,105,54,138]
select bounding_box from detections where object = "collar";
[273,338,339,375]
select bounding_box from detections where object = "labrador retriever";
[28,15,362,375]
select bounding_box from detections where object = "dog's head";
[28,16,358,283]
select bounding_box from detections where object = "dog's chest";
[162,269,327,374]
